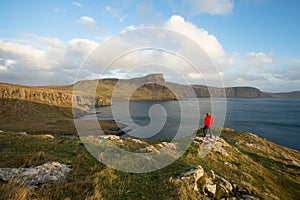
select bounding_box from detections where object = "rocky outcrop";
[174,165,205,191]
[174,165,260,199]
[0,162,72,186]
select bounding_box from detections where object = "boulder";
[0,162,72,186]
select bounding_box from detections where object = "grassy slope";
[0,99,121,136]
[0,129,299,200]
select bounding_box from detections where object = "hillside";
[1,74,299,104]
[0,128,299,199]
[43,73,298,99]
[270,91,300,98]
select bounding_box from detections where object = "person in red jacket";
[203,112,214,138]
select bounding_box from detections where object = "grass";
[0,97,300,199]
[0,99,123,136]
[0,129,299,199]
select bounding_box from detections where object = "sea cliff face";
[0,83,111,109]
[1,74,298,110]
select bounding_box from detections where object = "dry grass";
[0,181,34,200]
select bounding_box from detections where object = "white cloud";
[188,73,202,79]
[72,2,83,7]
[182,0,234,15]
[244,52,274,66]
[164,15,227,66]
[78,16,97,33]
[78,16,95,25]
[0,65,7,71]
[105,6,127,23]
[54,8,67,13]
[0,36,99,85]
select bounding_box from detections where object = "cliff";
[1,74,298,107]
[270,91,300,98]
[0,83,112,110]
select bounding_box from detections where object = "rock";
[194,136,205,143]
[192,140,202,146]
[204,183,217,196]
[212,137,230,157]
[98,135,120,140]
[139,145,159,153]
[41,134,54,139]
[224,161,233,167]
[175,165,204,191]
[216,174,233,193]
[160,142,176,151]
[0,130,4,133]
[206,170,216,180]
[223,128,235,132]
[130,138,145,144]
[0,162,72,186]
[17,131,27,136]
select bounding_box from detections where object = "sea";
[79,98,300,150]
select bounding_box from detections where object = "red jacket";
[204,115,214,127]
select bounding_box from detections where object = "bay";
[80,98,300,150]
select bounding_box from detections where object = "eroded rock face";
[175,165,205,191]
[0,162,72,186]
[0,84,111,110]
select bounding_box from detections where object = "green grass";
[0,129,299,199]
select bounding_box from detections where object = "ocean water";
[81,98,300,150]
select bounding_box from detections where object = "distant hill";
[1,74,299,106]
[269,91,300,98]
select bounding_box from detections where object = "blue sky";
[0,0,299,92]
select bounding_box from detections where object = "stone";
[161,142,176,151]
[139,145,159,153]
[175,165,205,191]
[0,130,4,133]
[194,136,205,142]
[216,175,233,193]
[212,138,230,157]
[204,183,217,197]
[192,141,202,146]
[0,162,72,186]
[98,135,120,140]
[17,131,28,136]
[130,138,145,144]
[41,134,54,139]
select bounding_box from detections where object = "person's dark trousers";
[203,126,212,138]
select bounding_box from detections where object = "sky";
[0,0,299,92]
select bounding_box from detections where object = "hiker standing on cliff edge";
[203,112,214,138]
